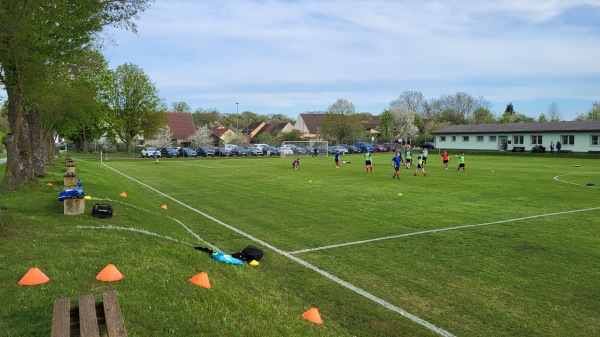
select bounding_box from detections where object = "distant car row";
[141,142,436,159]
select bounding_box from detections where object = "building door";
[500,136,508,151]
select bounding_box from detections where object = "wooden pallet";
[51,291,127,337]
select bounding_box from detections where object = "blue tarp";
[211,252,244,265]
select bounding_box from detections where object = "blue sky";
[101,0,600,120]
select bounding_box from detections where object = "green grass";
[1,153,599,336]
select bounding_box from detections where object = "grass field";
[1,152,599,336]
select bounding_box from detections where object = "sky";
[100,0,600,121]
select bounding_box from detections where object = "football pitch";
[92,152,599,336]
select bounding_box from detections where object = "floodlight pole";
[236,102,239,132]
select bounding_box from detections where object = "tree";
[193,108,221,126]
[429,92,486,125]
[377,109,394,142]
[189,124,213,147]
[547,102,562,121]
[150,126,173,148]
[538,114,548,123]
[0,0,154,186]
[389,91,426,116]
[471,107,497,124]
[280,129,306,141]
[171,101,191,112]
[575,102,600,120]
[105,63,167,152]
[390,107,419,145]
[319,98,362,143]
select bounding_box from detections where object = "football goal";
[281,141,329,158]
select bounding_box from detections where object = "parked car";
[340,144,362,154]
[329,145,349,154]
[248,146,263,156]
[420,142,436,149]
[353,142,374,153]
[160,147,178,158]
[278,146,294,155]
[215,147,232,157]
[382,143,400,152]
[177,147,197,157]
[233,146,248,156]
[373,144,387,152]
[263,146,280,156]
[141,147,161,158]
[195,146,215,157]
[292,145,306,155]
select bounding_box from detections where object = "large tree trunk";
[29,108,47,177]
[2,86,36,186]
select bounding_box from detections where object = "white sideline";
[553,172,599,188]
[100,162,455,337]
[289,206,600,255]
[77,225,198,247]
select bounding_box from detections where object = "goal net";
[281,141,329,158]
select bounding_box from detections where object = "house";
[293,113,326,139]
[166,112,196,147]
[211,124,236,146]
[256,122,294,138]
[241,121,266,141]
[432,121,600,153]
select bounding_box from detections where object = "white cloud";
[101,0,600,119]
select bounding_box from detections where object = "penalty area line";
[290,206,600,255]
[100,161,456,337]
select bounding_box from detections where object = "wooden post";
[64,198,85,215]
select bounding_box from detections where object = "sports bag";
[232,245,264,261]
[91,204,113,218]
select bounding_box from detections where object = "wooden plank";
[78,294,100,337]
[51,298,71,337]
[102,291,127,337]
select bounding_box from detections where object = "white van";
[224,144,237,150]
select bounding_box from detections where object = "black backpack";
[91,204,113,218]
[233,246,264,262]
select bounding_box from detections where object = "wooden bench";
[51,291,127,337]
[512,146,525,152]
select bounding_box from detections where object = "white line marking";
[289,206,600,255]
[89,197,221,252]
[100,161,456,337]
[77,225,197,247]
[553,172,599,188]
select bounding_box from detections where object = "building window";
[531,135,542,145]
[463,136,470,142]
[592,135,599,146]
[476,136,483,142]
[513,135,524,145]
[561,135,574,145]
[440,136,446,142]
[451,136,456,142]
[489,136,497,142]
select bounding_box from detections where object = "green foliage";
[377,109,394,142]
[105,63,167,151]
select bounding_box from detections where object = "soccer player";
[364,151,373,173]
[391,152,402,179]
[334,150,340,168]
[457,152,466,173]
[414,152,427,176]
[404,146,413,169]
[292,158,300,170]
[422,148,428,165]
[441,150,449,170]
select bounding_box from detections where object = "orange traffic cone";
[18,268,50,286]
[47,182,53,187]
[160,204,168,210]
[302,307,323,324]
[189,272,211,289]
[96,264,124,282]
[119,192,127,198]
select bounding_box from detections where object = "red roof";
[167,112,196,140]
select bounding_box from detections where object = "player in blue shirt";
[292,158,300,169]
[391,152,403,179]
[334,150,340,168]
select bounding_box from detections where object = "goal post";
[281,141,329,159]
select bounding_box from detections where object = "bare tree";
[389,91,426,115]
[547,102,563,121]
